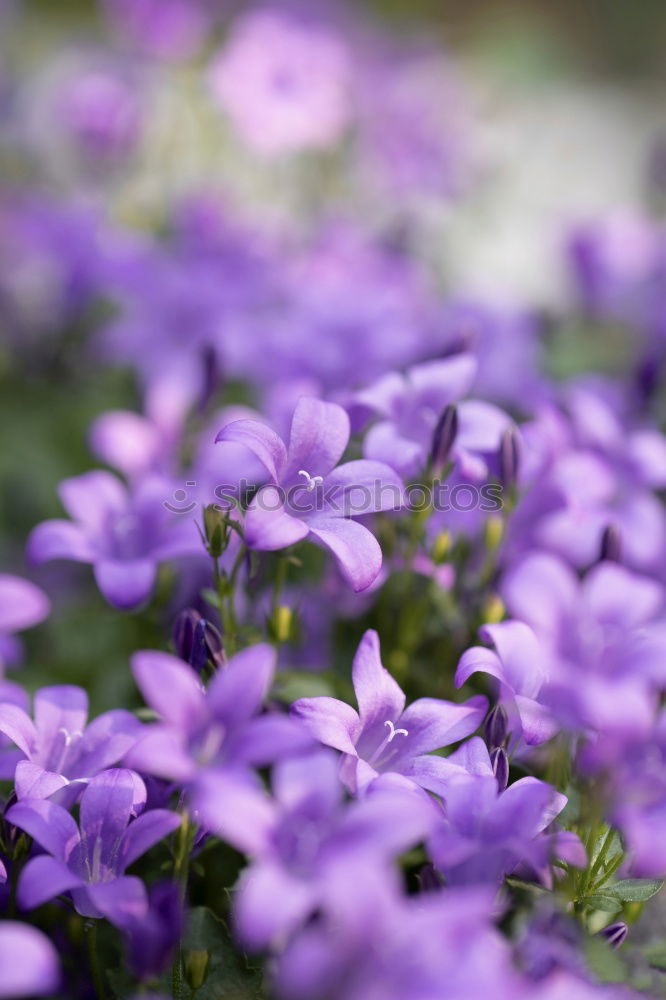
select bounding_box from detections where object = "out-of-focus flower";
[209,8,352,157]
[194,749,436,951]
[124,881,184,981]
[217,397,403,591]
[0,574,50,670]
[456,620,557,748]
[102,0,210,61]
[58,66,141,163]
[7,768,180,924]
[292,629,486,793]
[126,644,311,782]
[0,922,60,998]
[428,773,583,886]
[27,471,203,609]
[0,684,141,800]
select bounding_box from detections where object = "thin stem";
[172,812,193,1000]
[87,922,106,1000]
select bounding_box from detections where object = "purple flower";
[27,470,203,609]
[353,353,478,479]
[126,644,311,783]
[102,0,210,61]
[209,9,352,157]
[194,750,436,951]
[0,684,141,800]
[124,881,183,981]
[0,574,50,670]
[456,621,557,748]
[0,921,60,998]
[6,768,180,925]
[58,65,141,163]
[216,397,404,591]
[428,773,584,886]
[291,629,487,793]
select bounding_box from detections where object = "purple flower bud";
[599,523,622,563]
[499,427,520,489]
[429,403,458,475]
[597,922,627,950]
[173,609,225,674]
[126,881,184,980]
[490,747,509,791]
[484,704,508,750]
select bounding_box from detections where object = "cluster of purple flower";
[2,1,666,998]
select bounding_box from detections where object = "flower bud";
[272,605,294,644]
[599,523,622,564]
[597,922,627,950]
[173,609,225,673]
[484,704,508,750]
[431,530,451,564]
[484,515,504,552]
[482,594,505,624]
[429,404,458,475]
[203,504,228,558]
[490,746,509,791]
[184,949,210,991]
[499,427,521,490]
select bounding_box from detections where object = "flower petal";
[215,418,287,482]
[283,398,350,482]
[290,696,360,755]
[27,520,95,564]
[0,921,60,997]
[394,695,488,761]
[321,461,404,516]
[0,703,36,757]
[34,686,88,755]
[0,575,50,634]
[351,629,405,729]
[193,770,276,856]
[6,798,80,860]
[94,558,157,610]
[58,470,127,531]
[125,726,196,783]
[131,650,206,734]
[85,877,148,929]
[79,769,141,859]
[477,621,547,699]
[14,761,69,801]
[235,862,316,951]
[307,517,382,592]
[17,855,83,910]
[244,487,310,550]
[121,809,182,868]
[207,642,276,723]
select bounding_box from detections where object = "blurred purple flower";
[28,471,203,609]
[0,921,60,998]
[194,749,436,951]
[0,574,50,670]
[102,0,210,61]
[124,881,183,981]
[127,643,311,783]
[292,629,487,793]
[58,66,141,163]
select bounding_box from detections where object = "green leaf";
[644,944,666,971]
[581,894,623,913]
[606,879,664,903]
[584,936,629,984]
[183,906,264,1000]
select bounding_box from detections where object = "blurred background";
[1,0,665,710]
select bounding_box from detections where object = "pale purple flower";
[428,773,583,886]
[126,644,311,783]
[0,684,141,800]
[353,353,478,479]
[0,922,60,998]
[194,750,436,951]
[456,620,557,748]
[0,574,50,670]
[7,768,180,925]
[210,9,352,157]
[103,0,210,61]
[291,629,487,793]
[27,471,203,609]
[58,66,141,162]
[216,397,404,591]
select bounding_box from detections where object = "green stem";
[87,922,106,1000]
[172,812,193,1000]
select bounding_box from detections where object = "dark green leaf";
[606,879,664,903]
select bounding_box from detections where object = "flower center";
[298,470,323,492]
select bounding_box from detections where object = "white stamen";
[384,720,408,742]
[298,470,323,491]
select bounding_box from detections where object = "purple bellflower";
[0,684,141,800]
[0,921,60,998]
[194,749,437,952]
[428,773,584,887]
[6,768,180,926]
[291,629,487,793]
[27,470,203,609]
[126,644,312,783]
[216,397,404,591]
[456,620,557,748]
